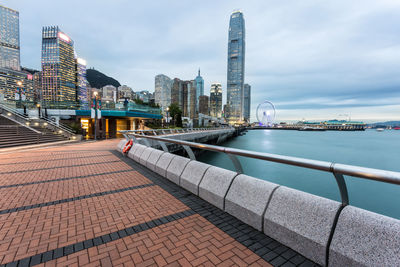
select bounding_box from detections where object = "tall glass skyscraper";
[226,10,245,124]
[0,5,20,71]
[194,69,204,113]
[41,26,76,105]
[243,83,251,122]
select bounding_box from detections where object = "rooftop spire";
[198,68,200,76]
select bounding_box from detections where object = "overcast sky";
[4,0,400,122]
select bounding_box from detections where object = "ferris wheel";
[256,100,276,126]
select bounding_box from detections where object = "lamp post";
[16,81,22,110]
[166,107,169,128]
[36,103,41,118]
[93,91,98,140]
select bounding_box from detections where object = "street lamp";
[36,103,41,118]
[16,81,23,110]
[93,91,98,140]
[166,107,170,127]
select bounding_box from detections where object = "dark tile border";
[0,183,155,215]
[112,150,320,267]
[0,154,115,166]
[1,209,195,267]
[0,169,134,189]
[0,160,121,175]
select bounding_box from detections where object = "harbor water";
[197,129,400,219]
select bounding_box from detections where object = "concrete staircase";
[0,115,67,149]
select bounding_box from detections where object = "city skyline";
[3,0,400,122]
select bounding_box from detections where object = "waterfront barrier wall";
[116,134,400,267]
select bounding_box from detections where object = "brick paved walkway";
[0,140,318,267]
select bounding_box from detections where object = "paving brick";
[0,140,312,267]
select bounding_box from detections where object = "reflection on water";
[198,129,400,219]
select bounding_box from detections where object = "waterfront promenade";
[0,140,315,267]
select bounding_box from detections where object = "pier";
[0,129,398,266]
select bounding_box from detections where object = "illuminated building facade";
[243,83,251,122]
[0,68,34,103]
[41,26,76,105]
[0,5,20,71]
[76,58,88,108]
[227,10,245,124]
[210,83,222,118]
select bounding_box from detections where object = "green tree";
[176,113,183,128]
[168,103,182,127]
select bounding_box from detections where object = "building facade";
[194,69,204,113]
[0,5,20,71]
[210,83,222,118]
[198,95,209,115]
[101,85,117,102]
[154,74,172,112]
[118,85,133,100]
[136,90,151,103]
[171,78,197,119]
[41,26,76,105]
[226,10,245,124]
[0,67,35,103]
[243,83,251,122]
[76,58,88,108]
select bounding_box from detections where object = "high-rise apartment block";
[243,83,251,122]
[198,95,209,115]
[154,74,172,112]
[0,5,20,71]
[171,78,196,119]
[226,10,245,124]
[210,83,222,118]
[41,26,76,104]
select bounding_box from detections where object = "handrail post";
[227,154,243,174]
[158,141,169,152]
[332,172,349,206]
[182,145,196,160]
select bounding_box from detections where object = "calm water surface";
[198,129,400,219]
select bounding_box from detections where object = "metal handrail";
[123,132,400,206]
[38,116,75,134]
[0,103,30,121]
[120,127,232,136]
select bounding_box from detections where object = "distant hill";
[86,68,121,89]
[368,121,400,127]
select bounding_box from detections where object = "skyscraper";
[210,83,222,118]
[0,5,20,71]
[226,10,245,124]
[41,26,76,104]
[194,69,204,112]
[154,74,172,112]
[76,58,88,108]
[199,95,209,115]
[243,83,251,122]
[171,78,197,119]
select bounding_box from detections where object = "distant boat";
[394,127,400,130]
[376,128,384,132]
